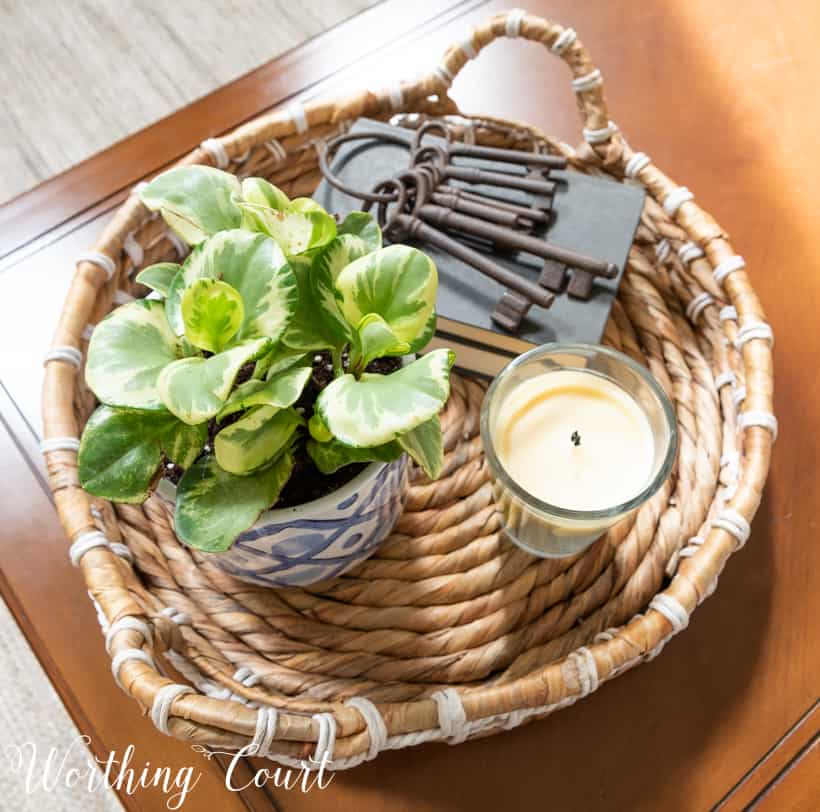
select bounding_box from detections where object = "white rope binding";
[713,255,745,285]
[433,63,454,86]
[678,535,705,559]
[737,410,778,441]
[568,647,599,696]
[625,152,650,178]
[712,508,751,550]
[735,321,774,349]
[505,8,526,38]
[122,232,144,267]
[160,606,192,626]
[572,69,602,92]
[686,292,714,323]
[151,684,194,735]
[551,27,576,55]
[111,648,156,691]
[40,436,81,454]
[678,241,704,263]
[43,346,83,368]
[663,186,694,217]
[105,617,153,655]
[457,31,477,59]
[583,121,617,144]
[287,102,309,135]
[432,688,468,744]
[649,594,690,632]
[732,386,747,409]
[200,138,229,169]
[346,697,388,762]
[251,707,279,757]
[76,251,117,281]
[312,713,337,765]
[714,370,736,390]
[720,305,738,322]
[265,138,288,163]
[69,530,109,566]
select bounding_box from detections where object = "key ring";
[320,131,415,204]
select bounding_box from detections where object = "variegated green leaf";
[308,234,370,347]
[255,344,311,380]
[165,231,298,345]
[215,406,303,475]
[78,406,165,503]
[288,197,324,214]
[239,202,337,257]
[161,420,208,469]
[217,365,311,419]
[241,177,290,212]
[181,278,244,353]
[308,412,333,443]
[86,299,181,411]
[78,406,207,502]
[407,308,437,354]
[135,262,180,297]
[141,166,242,245]
[165,245,207,335]
[282,242,358,351]
[351,313,409,373]
[397,415,443,479]
[306,436,402,475]
[175,447,295,552]
[316,348,455,447]
[210,231,297,343]
[337,211,382,252]
[335,244,437,347]
[158,338,271,425]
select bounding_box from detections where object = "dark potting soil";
[162,352,403,510]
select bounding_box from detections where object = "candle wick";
[571,430,581,447]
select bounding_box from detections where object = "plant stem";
[332,347,344,378]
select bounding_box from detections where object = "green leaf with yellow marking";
[217,365,311,419]
[175,446,295,552]
[335,244,437,348]
[78,406,206,502]
[86,299,181,411]
[135,262,180,297]
[181,278,244,353]
[316,348,455,447]
[215,406,303,475]
[306,436,402,475]
[141,166,242,245]
[158,338,271,425]
[396,415,443,479]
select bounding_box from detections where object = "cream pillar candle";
[481,344,677,558]
[496,371,656,512]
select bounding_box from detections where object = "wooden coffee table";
[0,1,817,809]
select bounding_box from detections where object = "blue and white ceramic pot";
[159,456,410,587]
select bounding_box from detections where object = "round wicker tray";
[41,10,775,769]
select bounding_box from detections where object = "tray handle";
[429,9,614,145]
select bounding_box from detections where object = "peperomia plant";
[79,166,454,552]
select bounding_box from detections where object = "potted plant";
[78,166,454,586]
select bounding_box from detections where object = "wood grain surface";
[0,0,817,809]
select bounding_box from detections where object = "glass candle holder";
[481,343,678,558]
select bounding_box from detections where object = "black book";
[313,118,645,377]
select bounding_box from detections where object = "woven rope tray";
[41,11,775,768]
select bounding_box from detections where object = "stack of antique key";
[320,121,619,332]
